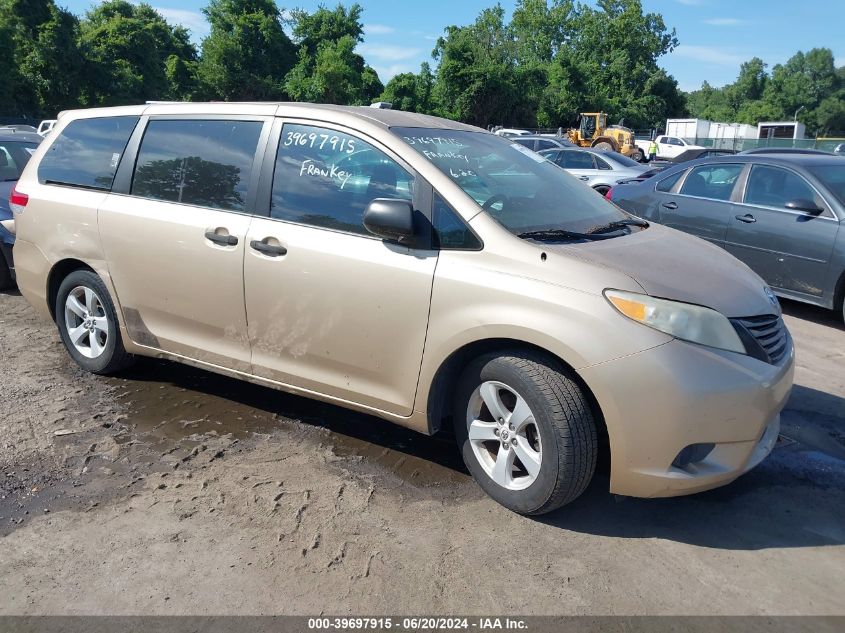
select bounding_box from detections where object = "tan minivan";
[10,103,794,514]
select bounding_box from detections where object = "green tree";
[79,1,198,106]
[285,3,382,105]
[0,0,83,116]
[380,62,435,113]
[198,0,295,101]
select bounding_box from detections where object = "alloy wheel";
[64,286,109,359]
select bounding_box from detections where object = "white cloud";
[673,45,745,66]
[836,57,844,68]
[357,43,422,62]
[364,24,395,35]
[372,64,416,82]
[154,7,209,39]
[704,18,744,26]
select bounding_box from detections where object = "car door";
[724,163,839,296]
[242,120,437,416]
[99,115,270,371]
[655,162,744,245]
[658,137,684,159]
[556,150,599,186]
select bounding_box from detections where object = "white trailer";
[665,119,711,141]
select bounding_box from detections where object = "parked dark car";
[511,135,574,152]
[670,148,737,163]
[0,131,41,288]
[741,147,834,156]
[608,155,845,319]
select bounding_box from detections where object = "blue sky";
[61,0,844,92]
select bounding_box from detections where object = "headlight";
[604,289,745,354]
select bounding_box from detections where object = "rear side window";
[38,116,138,190]
[680,164,743,201]
[513,138,534,149]
[271,124,414,235]
[432,194,481,250]
[594,155,611,170]
[535,139,556,151]
[656,170,684,192]
[559,151,594,169]
[131,119,263,212]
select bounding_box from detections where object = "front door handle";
[735,213,757,224]
[250,239,287,257]
[662,201,678,210]
[578,176,590,181]
[205,229,238,246]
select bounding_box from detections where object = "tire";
[631,150,645,163]
[453,350,597,515]
[592,141,614,152]
[0,255,11,290]
[55,269,135,375]
[593,185,611,197]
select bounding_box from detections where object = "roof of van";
[62,102,484,132]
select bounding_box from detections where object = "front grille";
[731,314,789,365]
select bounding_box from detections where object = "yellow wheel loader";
[567,112,643,162]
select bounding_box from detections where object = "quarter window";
[594,155,612,170]
[38,116,138,190]
[744,164,819,209]
[679,164,743,201]
[131,119,263,212]
[433,194,481,250]
[271,124,414,235]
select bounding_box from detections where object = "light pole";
[794,105,805,121]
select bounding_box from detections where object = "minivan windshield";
[393,127,635,238]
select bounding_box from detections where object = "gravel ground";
[0,288,843,615]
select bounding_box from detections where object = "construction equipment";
[567,112,643,162]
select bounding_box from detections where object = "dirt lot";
[0,288,843,615]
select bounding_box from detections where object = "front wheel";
[55,270,135,375]
[454,351,597,515]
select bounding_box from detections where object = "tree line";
[686,51,845,135]
[1,0,843,135]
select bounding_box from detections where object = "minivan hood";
[547,223,778,318]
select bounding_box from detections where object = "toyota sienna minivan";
[10,103,794,514]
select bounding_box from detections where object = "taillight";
[9,186,28,213]
[604,187,613,201]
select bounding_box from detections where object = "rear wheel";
[631,150,645,162]
[55,270,135,375]
[592,141,614,152]
[593,185,611,197]
[454,351,597,515]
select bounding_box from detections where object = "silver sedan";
[540,147,650,196]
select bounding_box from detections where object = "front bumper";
[579,334,794,498]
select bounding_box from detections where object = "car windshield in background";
[810,164,845,205]
[0,141,38,181]
[392,127,632,237]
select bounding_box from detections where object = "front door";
[656,162,744,245]
[243,122,437,416]
[99,117,268,371]
[725,163,838,297]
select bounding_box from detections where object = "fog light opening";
[672,443,716,470]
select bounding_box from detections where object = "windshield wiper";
[517,229,611,242]
[586,218,649,235]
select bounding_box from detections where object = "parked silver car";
[608,155,845,320]
[540,147,649,196]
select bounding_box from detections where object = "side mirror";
[784,198,823,214]
[363,198,415,243]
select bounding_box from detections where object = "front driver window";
[680,164,743,201]
[744,164,819,209]
[272,124,414,235]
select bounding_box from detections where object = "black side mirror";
[784,198,823,214]
[363,198,415,244]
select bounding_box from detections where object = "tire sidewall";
[454,355,562,514]
[55,271,121,374]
